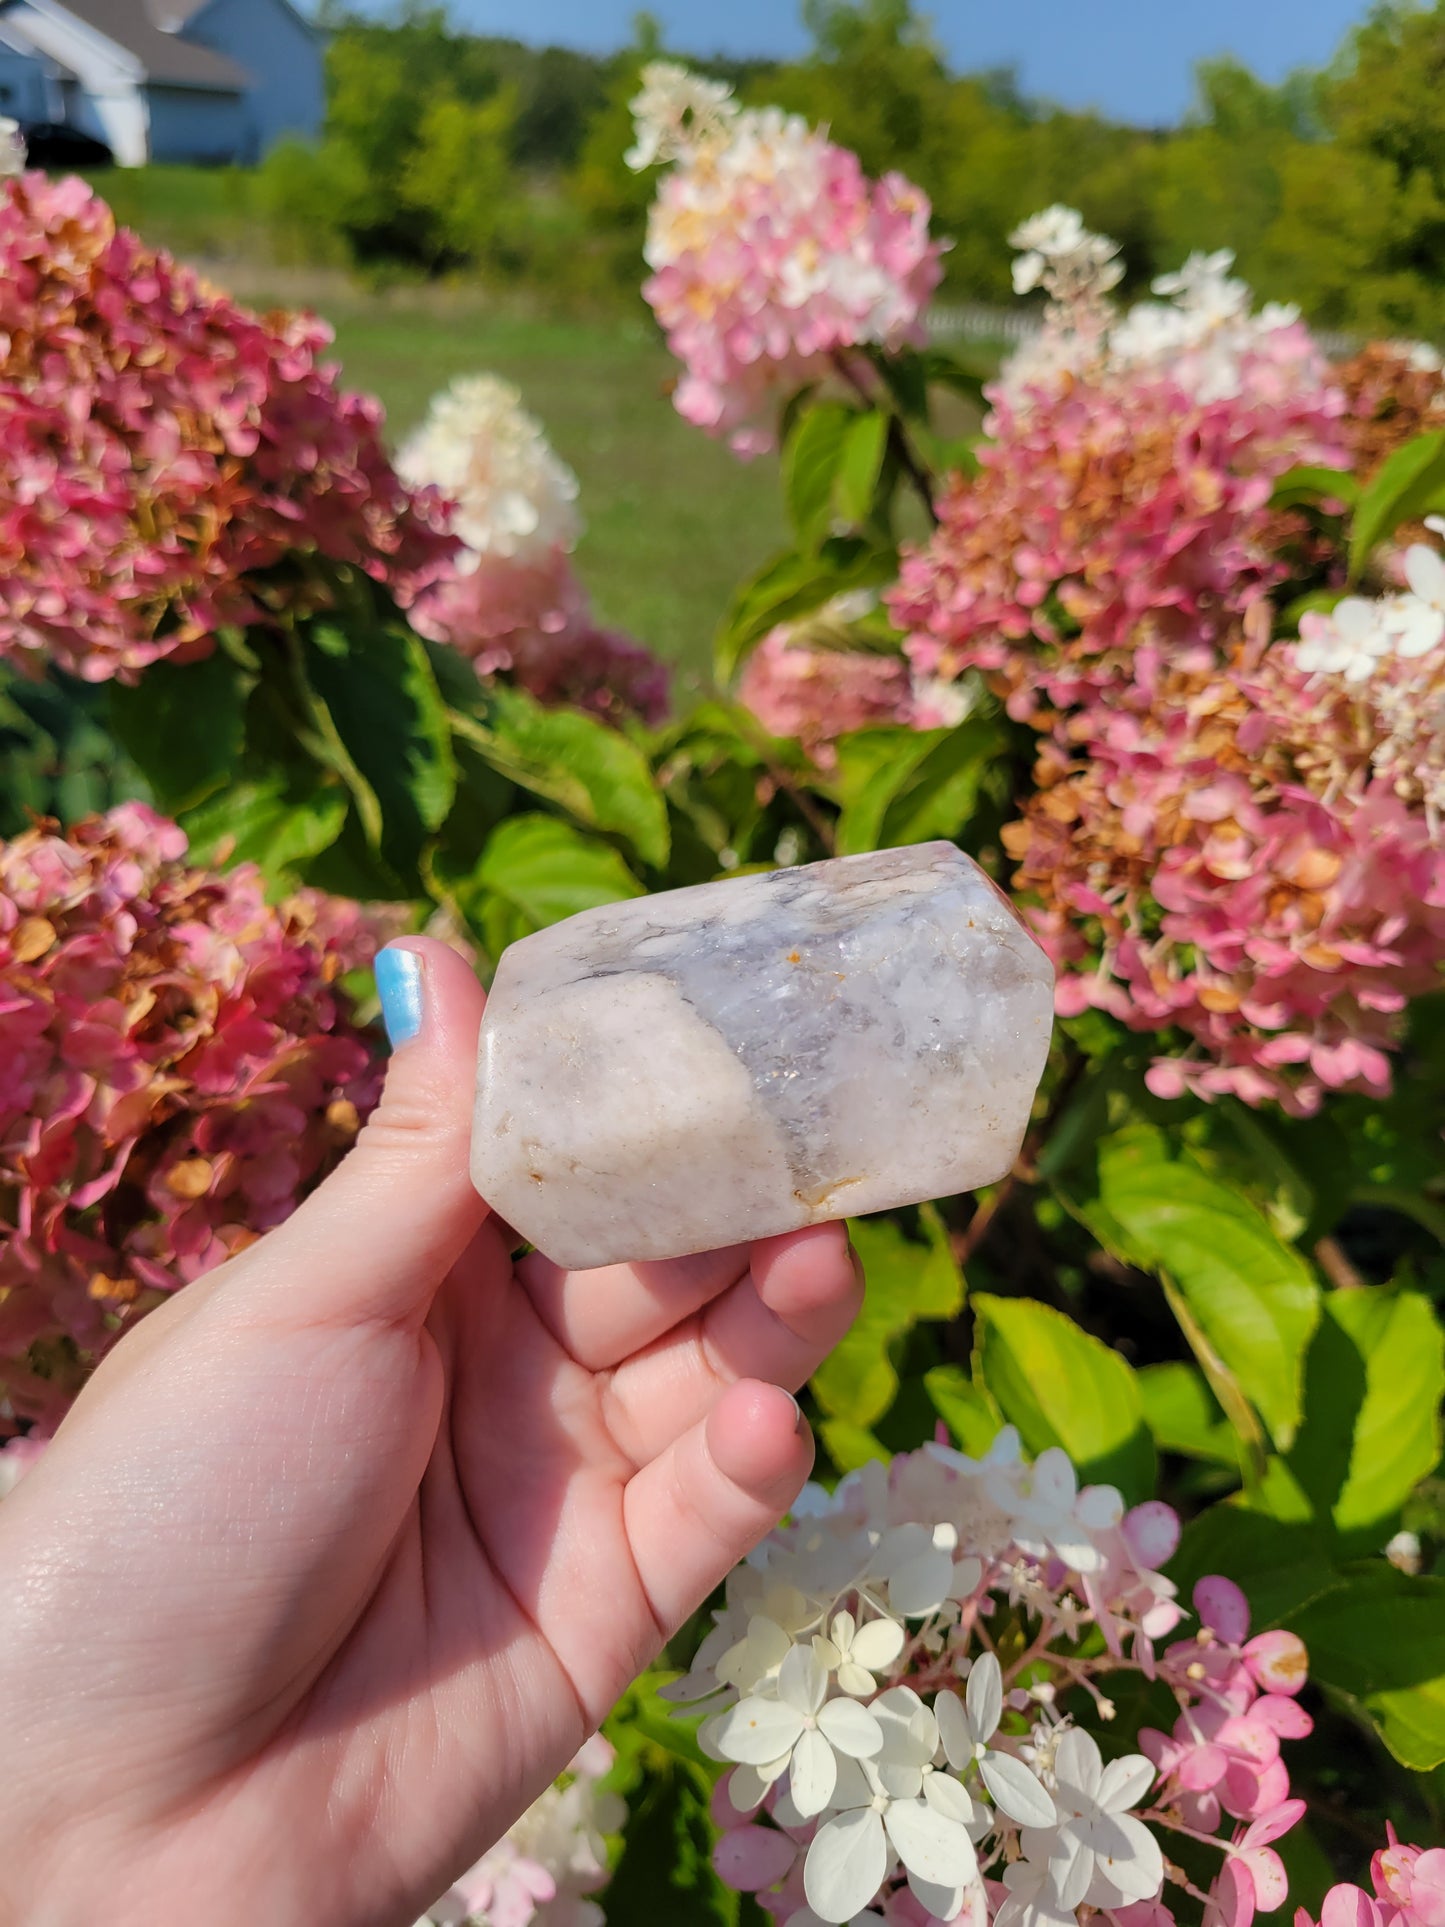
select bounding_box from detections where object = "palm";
[0,942,860,1927]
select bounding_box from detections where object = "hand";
[0,938,863,1927]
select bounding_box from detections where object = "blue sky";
[376,0,1372,125]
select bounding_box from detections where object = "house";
[0,0,323,166]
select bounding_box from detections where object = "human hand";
[0,938,863,1927]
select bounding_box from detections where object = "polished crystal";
[470,842,1055,1268]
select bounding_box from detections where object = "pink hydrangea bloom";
[0,172,452,683]
[411,547,669,726]
[1295,1830,1445,1927]
[632,73,944,454]
[891,363,1345,724]
[0,805,387,1432]
[1003,643,1445,1113]
[739,619,915,764]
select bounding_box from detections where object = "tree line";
[265,0,1445,337]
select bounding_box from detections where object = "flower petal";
[805,1808,890,1925]
[981,1750,1059,1827]
[934,1687,972,1769]
[924,1771,979,1827]
[1054,1726,1104,1802]
[712,1823,798,1891]
[887,1545,956,1618]
[850,1616,906,1673]
[1097,1753,1155,1813]
[966,1652,1003,1742]
[819,1697,886,1760]
[782,1640,829,1717]
[713,1695,804,1765]
[884,1796,980,1889]
[791,1725,840,1820]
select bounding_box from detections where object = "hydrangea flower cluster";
[998,213,1330,421]
[400,374,669,725]
[1295,1830,1445,1927]
[628,62,944,455]
[892,224,1345,725]
[740,593,916,761]
[1002,608,1445,1111]
[664,1432,1310,1927]
[416,1736,624,1927]
[1335,342,1445,483]
[0,805,386,1434]
[0,172,452,683]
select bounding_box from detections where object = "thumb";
[243,937,490,1330]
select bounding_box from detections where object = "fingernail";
[376,946,424,1049]
[785,1391,809,1437]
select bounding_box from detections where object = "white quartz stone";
[470,842,1056,1269]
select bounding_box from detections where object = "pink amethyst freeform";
[470,844,1056,1268]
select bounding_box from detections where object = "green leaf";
[782,400,853,549]
[1349,430,1445,582]
[820,1418,892,1473]
[458,685,670,870]
[1138,1362,1238,1465]
[1286,1287,1445,1541]
[604,1757,740,1927]
[1079,1127,1320,1448]
[713,540,897,680]
[109,650,248,813]
[1288,1566,1445,1770]
[1170,1505,1341,1630]
[301,619,456,868]
[179,776,348,881]
[1267,464,1361,511]
[832,411,890,529]
[973,1293,1155,1501]
[831,716,998,855]
[811,1209,963,1430]
[925,1364,1003,1457]
[466,813,642,935]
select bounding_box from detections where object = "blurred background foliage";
[93,0,1445,339]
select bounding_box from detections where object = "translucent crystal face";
[470,842,1056,1269]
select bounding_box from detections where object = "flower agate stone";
[470,842,1055,1268]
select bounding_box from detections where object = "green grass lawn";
[294,297,788,692]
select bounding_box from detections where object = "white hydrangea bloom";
[935,1653,1058,1826]
[712,1642,886,1819]
[396,374,582,569]
[625,59,737,169]
[1018,1728,1161,1912]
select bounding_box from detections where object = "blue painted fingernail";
[376,947,424,1049]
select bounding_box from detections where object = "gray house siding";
[146,80,246,163]
[0,42,48,119]
[178,0,321,161]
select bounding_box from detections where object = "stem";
[1314,1234,1365,1290]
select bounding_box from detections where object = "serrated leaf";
[924,1364,1003,1457]
[1286,1287,1445,1541]
[832,411,890,528]
[811,1210,963,1430]
[457,685,669,870]
[1170,1505,1342,1630]
[1074,1126,1320,1448]
[180,777,348,882]
[301,618,456,869]
[1287,1566,1445,1770]
[1138,1362,1237,1465]
[466,813,642,935]
[831,716,997,855]
[109,650,249,813]
[1348,430,1445,582]
[713,541,897,681]
[783,400,854,549]
[973,1293,1155,1501]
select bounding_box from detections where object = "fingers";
[622,1379,814,1633]
[600,1224,862,1466]
[233,938,490,1332]
[519,1243,753,1370]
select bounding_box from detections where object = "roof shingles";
[26,0,249,87]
